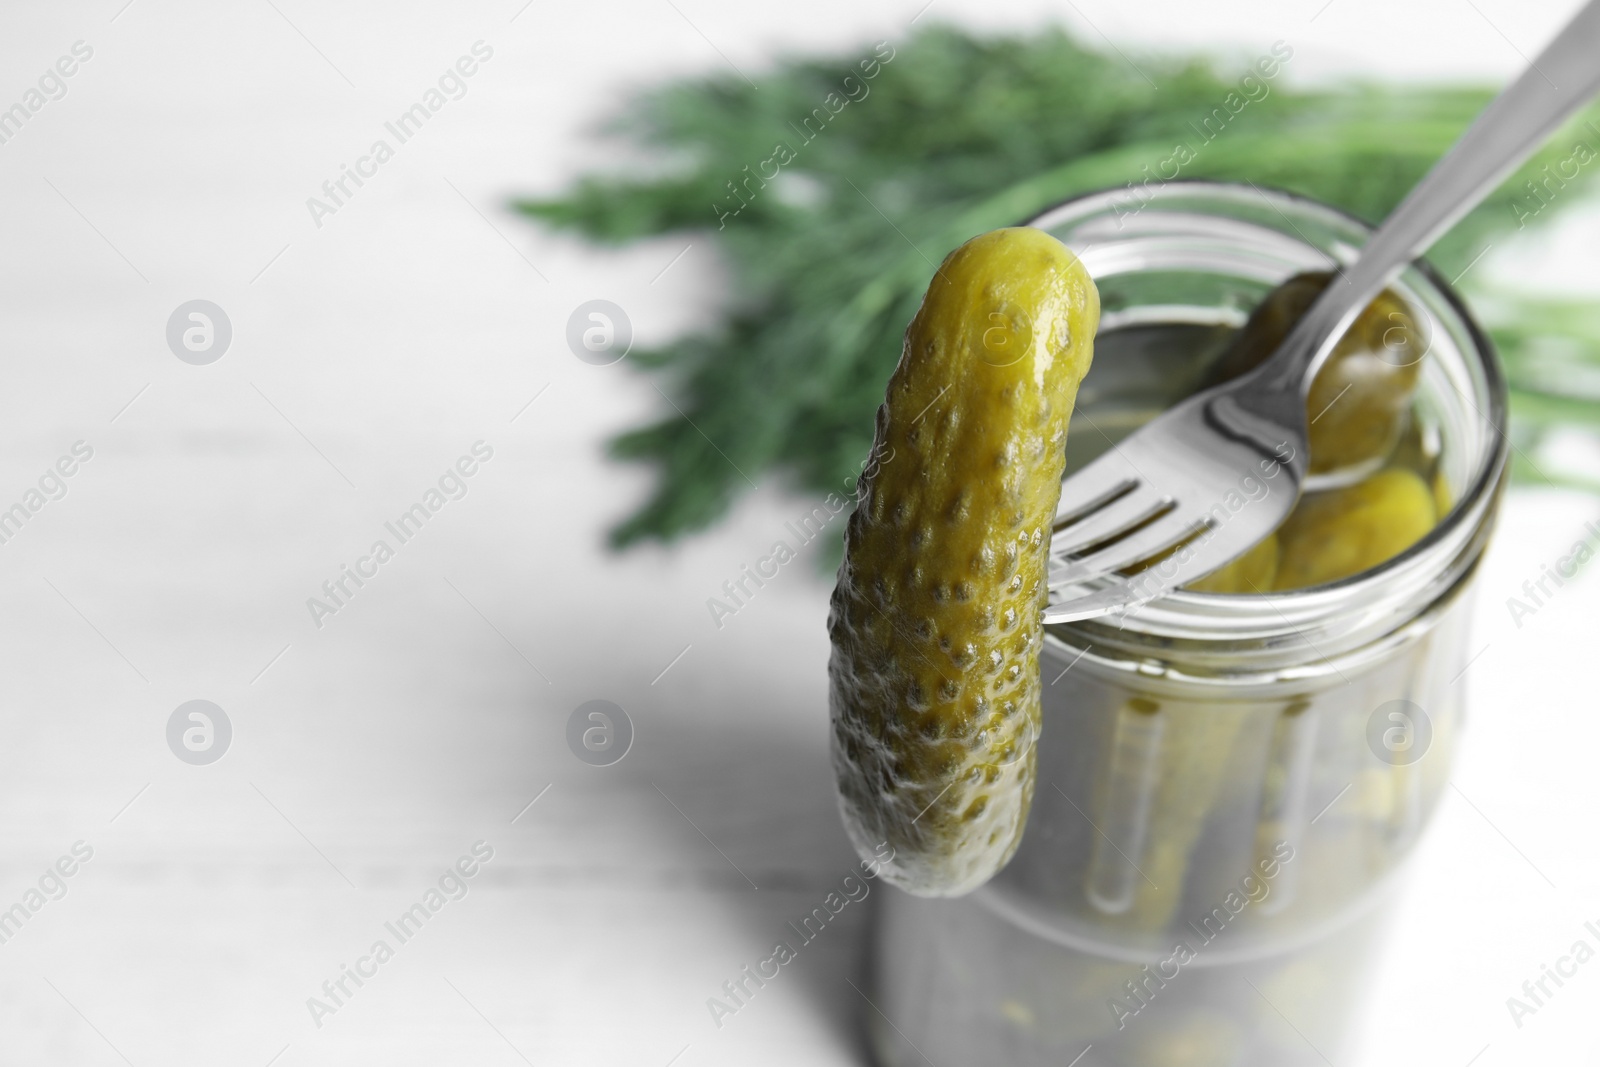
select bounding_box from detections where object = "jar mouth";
[1025,181,1509,661]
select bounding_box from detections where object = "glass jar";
[868,182,1508,1067]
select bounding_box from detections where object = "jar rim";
[1025,180,1509,660]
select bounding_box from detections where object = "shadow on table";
[622,691,880,1064]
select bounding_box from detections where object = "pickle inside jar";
[1209,271,1430,477]
[1184,272,1443,594]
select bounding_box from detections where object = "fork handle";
[1254,0,1600,396]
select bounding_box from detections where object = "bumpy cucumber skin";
[828,228,1098,898]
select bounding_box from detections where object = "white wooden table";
[0,1,1595,1063]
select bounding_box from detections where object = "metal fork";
[1043,0,1600,624]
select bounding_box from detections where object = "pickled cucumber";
[1186,271,1440,596]
[1211,271,1427,475]
[828,227,1099,897]
[1186,533,1279,595]
[1273,468,1437,590]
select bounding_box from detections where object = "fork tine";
[1050,510,1212,589]
[1042,520,1274,624]
[1052,445,1145,525]
[1044,378,1307,623]
[1050,483,1171,557]
[1053,476,1138,530]
[1042,580,1153,625]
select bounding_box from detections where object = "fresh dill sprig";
[517,24,1600,548]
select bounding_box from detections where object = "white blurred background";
[0,0,1595,1063]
